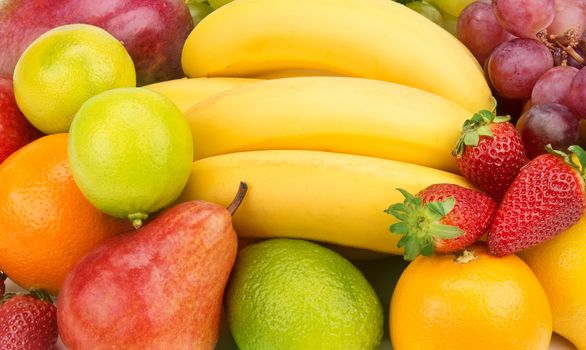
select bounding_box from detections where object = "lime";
[68,88,193,227]
[13,24,136,134]
[226,238,384,350]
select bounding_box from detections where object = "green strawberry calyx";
[452,110,511,158]
[384,188,464,261]
[546,144,586,181]
[1,289,53,305]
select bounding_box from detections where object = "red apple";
[0,0,194,86]
[0,76,42,164]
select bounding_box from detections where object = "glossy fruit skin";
[13,24,136,134]
[416,184,497,253]
[0,76,42,164]
[456,122,527,200]
[0,295,58,350]
[57,200,238,350]
[0,134,131,295]
[390,244,552,350]
[519,214,586,350]
[0,0,193,86]
[488,153,586,256]
[68,88,193,224]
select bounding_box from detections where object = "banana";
[178,150,472,255]
[181,0,492,113]
[186,77,469,173]
[143,77,260,113]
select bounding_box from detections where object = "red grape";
[492,0,555,38]
[548,0,586,38]
[567,67,586,118]
[516,103,579,159]
[531,65,579,106]
[487,38,554,99]
[457,1,511,64]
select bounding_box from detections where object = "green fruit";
[68,88,193,227]
[208,0,233,9]
[13,24,136,134]
[226,238,384,350]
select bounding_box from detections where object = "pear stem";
[227,182,248,216]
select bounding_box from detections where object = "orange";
[390,244,552,350]
[0,134,132,295]
[519,215,586,350]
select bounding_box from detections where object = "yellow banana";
[186,77,469,173]
[181,0,492,113]
[143,77,260,113]
[179,150,472,255]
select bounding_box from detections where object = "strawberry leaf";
[452,110,509,158]
[568,145,586,174]
[385,189,464,261]
[464,132,480,147]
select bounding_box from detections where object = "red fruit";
[0,76,42,164]
[453,110,527,200]
[0,290,57,350]
[385,183,497,261]
[488,145,586,256]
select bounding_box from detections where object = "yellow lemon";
[519,215,586,350]
[13,24,136,134]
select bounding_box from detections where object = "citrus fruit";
[0,134,132,295]
[13,24,136,134]
[68,87,193,227]
[390,244,552,350]
[226,238,384,350]
[519,215,586,350]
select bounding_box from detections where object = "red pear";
[56,184,245,349]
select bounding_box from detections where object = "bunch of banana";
[181,0,492,113]
[156,0,493,255]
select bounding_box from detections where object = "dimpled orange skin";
[390,245,552,350]
[0,134,132,295]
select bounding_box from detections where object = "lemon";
[519,215,586,350]
[226,238,384,350]
[68,88,193,227]
[13,24,136,134]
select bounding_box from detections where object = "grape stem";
[538,28,585,67]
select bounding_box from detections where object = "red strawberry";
[0,290,57,350]
[488,145,586,257]
[453,110,527,201]
[385,183,497,260]
[0,76,43,164]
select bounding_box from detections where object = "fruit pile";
[0,0,585,349]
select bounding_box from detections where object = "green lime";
[68,87,193,227]
[13,24,136,134]
[226,238,384,350]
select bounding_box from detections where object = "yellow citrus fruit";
[13,23,136,134]
[390,244,552,350]
[0,134,132,295]
[519,215,586,350]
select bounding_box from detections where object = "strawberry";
[452,110,527,201]
[385,183,497,261]
[0,290,57,350]
[488,145,586,257]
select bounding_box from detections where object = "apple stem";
[227,182,248,216]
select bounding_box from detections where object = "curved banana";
[178,150,472,255]
[144,77,260,113]
[181,0,492,113]
[186,77,469,173]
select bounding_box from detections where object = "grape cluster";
[458,0,586,159]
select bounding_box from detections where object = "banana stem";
[227,182,248,215]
